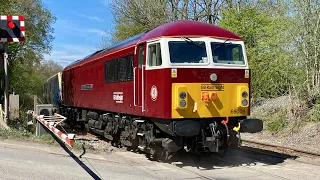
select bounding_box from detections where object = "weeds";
[0,126,33,139]
[263,110,287,133]
[307,104,320,122]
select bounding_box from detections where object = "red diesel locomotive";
[47,20,263,158]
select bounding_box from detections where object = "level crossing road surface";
[0,139,320,180]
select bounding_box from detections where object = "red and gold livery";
[46,20,263,158]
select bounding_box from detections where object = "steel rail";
[241,139,320,157]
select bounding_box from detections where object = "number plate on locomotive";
[200,84,224,91]
[230,108,246,114]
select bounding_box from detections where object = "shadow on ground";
[153,146,298,170]
[56,124,298,171]
[45,127,103,180]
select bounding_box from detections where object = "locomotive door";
[134,44,146,113]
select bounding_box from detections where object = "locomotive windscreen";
[168,41,207,64]
[211,42,245,65]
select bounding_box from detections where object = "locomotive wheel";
[154,149,174,162]
[112,134,121,148]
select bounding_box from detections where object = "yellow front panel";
[172,83,249,118]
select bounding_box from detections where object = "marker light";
[7,21,15,29]
[210,73,218,81]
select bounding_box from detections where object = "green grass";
[0,125,57,145]
[253,109,287,133]
[0,127,34,139]
[307,104,320,122]
[74,141,85,150]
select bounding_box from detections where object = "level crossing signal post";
[0,15,25,124]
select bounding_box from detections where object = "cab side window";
[138,45,144,68]
[148,43,162,67]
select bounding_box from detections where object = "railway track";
[72,129,320,159]
[71,132,320,179]
[240,139,320,159]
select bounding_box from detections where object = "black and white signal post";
[0,15,25,123]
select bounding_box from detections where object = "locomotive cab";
[137,36,262,154]
[141,37,250,118]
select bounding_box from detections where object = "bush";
[307,104,320,122]
[264,110,287,133]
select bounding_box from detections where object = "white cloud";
[53,18,111,40]
[44,44,97,67]
[87,28,108,36]
[70,27,109,37]
[78,13,104,22]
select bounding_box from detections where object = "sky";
[42,0,114,67]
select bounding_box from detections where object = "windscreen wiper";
[212,38,231,52]
[181,37,205,49]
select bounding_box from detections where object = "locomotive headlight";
[238,86,249,107]
[242,91,248,98]
[180,92,187,99]
[180,100,187,107]
[242,99,248,106]
[175,86,188,109]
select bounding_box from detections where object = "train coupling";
[239,118,263,133]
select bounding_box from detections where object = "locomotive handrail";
[134,67,137,106]
[142,65,145,112]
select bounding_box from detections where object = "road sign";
[0,15,25,42]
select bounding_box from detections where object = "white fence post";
[0,104,9,129]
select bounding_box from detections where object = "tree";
[289,0,320,101]
[38,60,63,81]
[219,1,304,99]
[107,0,232,44]
[0,0,56,109]
[109,0,167,42]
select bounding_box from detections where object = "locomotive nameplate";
[81,84,93,90]
[200,84,224,91]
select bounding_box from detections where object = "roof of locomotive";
[64,20,242,70]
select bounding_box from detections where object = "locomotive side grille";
[104,55,134,83]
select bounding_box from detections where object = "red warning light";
[7,21,15,29]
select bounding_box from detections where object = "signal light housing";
[237,86,249,107]
[0,15,25,42]
[175,86,188,109]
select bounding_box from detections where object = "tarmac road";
[0,139,320,180]
[0,139,200,180]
